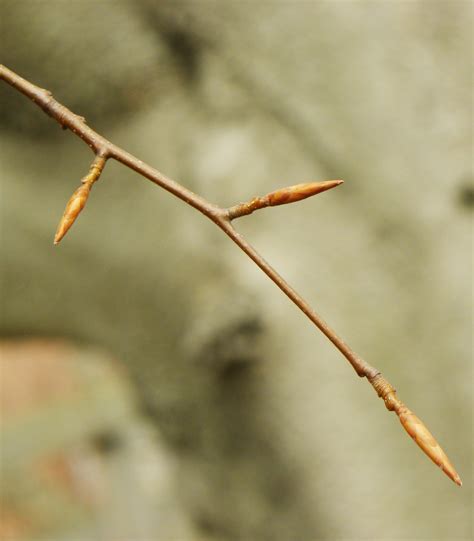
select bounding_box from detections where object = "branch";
[0,64,461,486]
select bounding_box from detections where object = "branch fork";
[0,64,461,486]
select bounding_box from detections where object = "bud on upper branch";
[54,155,107,245]
[266,180,344,206]
[227,180,343,220]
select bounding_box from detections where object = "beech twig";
[0,64,461,486]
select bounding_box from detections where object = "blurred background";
[0,1,472,540]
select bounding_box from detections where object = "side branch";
[0,64,461,486]
[0,64,220,222]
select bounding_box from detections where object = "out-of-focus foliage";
[0,1,472,540]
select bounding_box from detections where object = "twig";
[0,64,461,486]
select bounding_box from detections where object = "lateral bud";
[265,180,344,207]
[369,373,462,486]
[227,179,343,220]
[53,155,106,245]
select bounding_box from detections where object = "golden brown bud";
[265,180,344,206]
[227,179,343,220]
[397,406,462,486]
[369,373,462,486]
[54,183,91,244]
[53,155,106,245]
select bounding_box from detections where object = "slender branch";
[0,64,461,486]
[0,65,220,222]
[217,220,377,379]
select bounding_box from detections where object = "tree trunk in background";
[1,2,471,539]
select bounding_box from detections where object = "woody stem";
[0,64,461,485]
[217,219,378,378]
[0,63,375,377]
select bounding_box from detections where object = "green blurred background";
[0,1,472,540]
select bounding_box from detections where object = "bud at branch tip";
[369,373,462,486]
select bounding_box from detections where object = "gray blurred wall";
[1,1,472,539]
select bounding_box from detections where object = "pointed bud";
[369,373,462,486]
[227,179,344,220]
[54,182,91,244]
[53,155,106,245]
[265,180,343,207]
[397,407,462,486]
